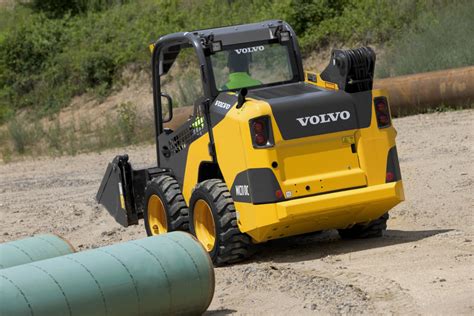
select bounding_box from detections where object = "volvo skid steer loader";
[97,20,404,265]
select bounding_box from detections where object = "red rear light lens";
[255,133,267,146]
[379,114,390,125]
[374,97,391,128]
[275,189,283,199]
[376,102,387,112]
[386,171,395,182]
[250,116,274,148]
[253,121,264,133]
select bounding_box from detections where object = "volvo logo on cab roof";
[296,111,351,127]
[235,46,264,54]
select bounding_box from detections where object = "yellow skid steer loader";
[97,20,404,265]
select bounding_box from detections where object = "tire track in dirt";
[324,269,419,315]
[211,263,375,315]
[1,110,473,314]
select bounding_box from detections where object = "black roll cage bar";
[151,20,304,165]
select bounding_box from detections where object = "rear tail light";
[374,97,391,128]
[386,146,402,183]
[386,171,395,182]
[249,116,274,148]
[275,189,283,199]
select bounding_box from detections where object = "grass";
[394,103,474,118]
[1,0,473,161]
[7,119,30,154]
[0,102,156,162]
[376,0,474,77]
[0,0,440,123]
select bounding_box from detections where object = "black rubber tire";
[189,179,252,266]
[338,213,389,239]
[143,175,189,236]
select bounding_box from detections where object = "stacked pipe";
[0,232,215,316]
[0,234,75,269]
[374,66,474,116]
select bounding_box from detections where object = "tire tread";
[338,213,389,239]
[145,175,189,233]
[192,179,252,266]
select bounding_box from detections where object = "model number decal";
[214,100,231,110]
[296,111,351,127]
[235,185,250,196]
[235,46,264,54]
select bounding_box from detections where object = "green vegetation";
[0,0,446,123]
[0,0,472,161]
[377,1,474,77]
[0,101,155,161]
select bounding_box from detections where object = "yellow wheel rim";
[194,200,216,252]
[147,194,168,235]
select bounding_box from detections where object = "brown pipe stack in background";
[375,66,474,116]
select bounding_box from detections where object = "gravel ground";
[1,109,473,315]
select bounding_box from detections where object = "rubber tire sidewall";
[189,186,220,262]
[144,180,171,236]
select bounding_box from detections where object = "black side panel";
[386,146,402,182]
[158,105,208,187]
[352,91,373,128]
[249,83,372,140]
[231,168,283,204]
[209,92,238,127]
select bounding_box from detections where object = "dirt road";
[1,110,473,315]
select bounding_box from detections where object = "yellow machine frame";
[181,74,404,243]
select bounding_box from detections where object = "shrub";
[117,102,137,145]
[7,119,31,154]
[0,0,440,119]
[46,118,63,153]
[377,0,474,77]
[1,0,471,159]
[24,0,130,18]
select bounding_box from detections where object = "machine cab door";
[154,44,209,186]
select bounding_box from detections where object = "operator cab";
[150,21,305,179]
[211,37,299,91]
[151,20,304,125]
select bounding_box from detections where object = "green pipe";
[0,232,214,316]
[0,234,75,269]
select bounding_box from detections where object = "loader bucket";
[96,155,138,227]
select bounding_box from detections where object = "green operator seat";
[222,72,262,90]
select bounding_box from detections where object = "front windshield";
[211,42,295,91]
